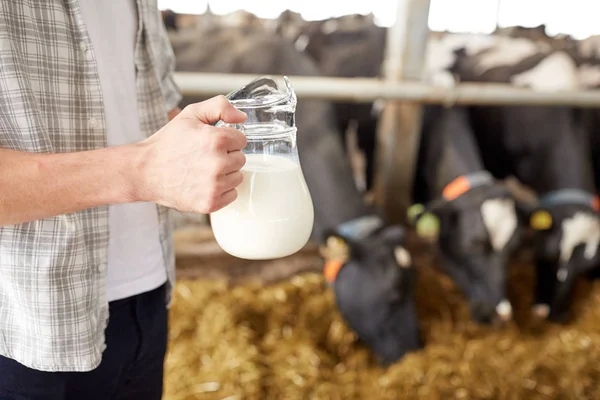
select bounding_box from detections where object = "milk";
[210,153,314,260]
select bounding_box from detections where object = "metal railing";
[173,72,600,107]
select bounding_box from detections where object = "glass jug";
[209,76,315,260]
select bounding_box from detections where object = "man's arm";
[168,107,181,121]
[0,145,140,226]
[0,96,247,227]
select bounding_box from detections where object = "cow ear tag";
[416,212,440,238]
[319,235,350,284]
[407,204,425,225]
[530,210,553,231]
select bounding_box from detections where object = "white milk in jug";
[210,153,314,259]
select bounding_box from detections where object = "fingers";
[222,151,246,174]
[218,170,244,193]
[199,171,243,213]
[208,126,247,153]
[213,188,239,211]
[182,95,247,125]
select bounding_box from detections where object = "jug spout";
[225,75,296,109]
[223,76,297,129]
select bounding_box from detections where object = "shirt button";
[97,263,106,273]
[79,41,87,52]
[88,118,98,129]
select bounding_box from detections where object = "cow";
[161,9,178,31]
[495,24,577,52]
[288,20,546,193]
[445,36,600,323]
[575,36,600,190]
[409,104,528,324]
[166,25,421,365]
[280,15,387,193]
[572,38,600,281]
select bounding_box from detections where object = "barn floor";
[164,227,600,400]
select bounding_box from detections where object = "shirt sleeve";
[151,9,182,112]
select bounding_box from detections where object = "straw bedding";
[164,232,600,400]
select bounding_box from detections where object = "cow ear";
[407,204,426,225]
[379,225,405,245]
[319,231,351,262]
[512,197,538,224]
[530,208,553,231]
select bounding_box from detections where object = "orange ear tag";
[442,175,472,201]
[592,196,600,212]
[324,259,345,284]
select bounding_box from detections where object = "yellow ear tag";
[530,210,552,230]
[319,236,350,284]
[407,204,425,225]
[416,212,440,238]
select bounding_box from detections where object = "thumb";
[181,95,247,125]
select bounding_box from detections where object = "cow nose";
[532,303,550,319]
[548,305,573,324]
[532,303,571,323]
[471,301,497,324]
[471,299,512,324]
[495,299,513,322]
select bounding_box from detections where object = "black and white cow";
[409,104,528,324]
[574,35,600,190]
[284,16,387,192]
[446,36,600,322]
[571,37,600,281]
[167,25,421,365]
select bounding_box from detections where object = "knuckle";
[238,131,248,147]
[233,171,244,186]
[229,189,239,202]
[211,133,228,152]
[183,103,196,115]
[198,200,212,214]
[233,152,246,168]
[204,193,219,213]
[211,157,228,177]
[215,94,230,109]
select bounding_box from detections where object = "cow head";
[408,176,528,324]
[527,190,600,322]
[319,216,421,366]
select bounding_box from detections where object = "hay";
[164,253,600,400]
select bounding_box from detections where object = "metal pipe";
[173,72,600,107]
[373,0,431,224]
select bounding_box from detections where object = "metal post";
[373,0,431,224]
[495,0,502,29]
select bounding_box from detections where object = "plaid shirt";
[0,0,181,372]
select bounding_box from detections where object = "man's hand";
[0,96,246,226]
[134,95,248,214]
[167,107,181,121]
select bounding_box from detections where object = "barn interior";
[159,1,600,399]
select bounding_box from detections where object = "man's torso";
[78,0,167,302]
[0,0,179,372]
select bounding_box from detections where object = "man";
[0,1,246,399]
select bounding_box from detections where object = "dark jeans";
[0,283,169,400]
